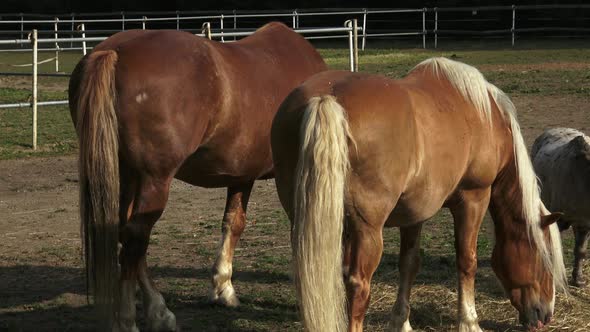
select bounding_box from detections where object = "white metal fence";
[1,5,588,53]
[0,21,362,149]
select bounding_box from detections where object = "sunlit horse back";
[271,57,567,332]
[68,23,326,331]
[532,127,590,287]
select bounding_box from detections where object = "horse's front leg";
[449,188,490,332]
[572,225,590,287]
[209,182,254,307]
[390,223,423,332]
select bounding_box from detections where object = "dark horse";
[271,58,567,332]
[68,23,326,331]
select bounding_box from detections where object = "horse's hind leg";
[209,182,254,307]
[449,188,490,332]
[118,176,176,332]
[345,209,386,332]
[572,225,590,287]
[390,223,423,332]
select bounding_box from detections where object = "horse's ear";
[541,212,564,228]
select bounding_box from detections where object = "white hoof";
[209,284,240,307]
[389,318,413,332]
[458,322,483,332]
[146,307,177,332]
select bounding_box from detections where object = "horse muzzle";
[520,304,552,331]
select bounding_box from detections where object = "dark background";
[2,0,588,14]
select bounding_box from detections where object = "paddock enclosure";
[1,41,590,331]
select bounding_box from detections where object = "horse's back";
[274,70,498,225]
[71,25,326,186]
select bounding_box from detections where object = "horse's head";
[490,209,564,330]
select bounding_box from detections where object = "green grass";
[2,47,589,160]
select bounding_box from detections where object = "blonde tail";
[75,50,120,327]
[293,95,353,332]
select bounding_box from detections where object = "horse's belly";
[385,194,445,227]
[174,147,271,188]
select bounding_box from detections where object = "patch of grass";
[0,104,77,159]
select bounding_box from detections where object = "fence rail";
[0,22,362,150]
[1,5,588,53]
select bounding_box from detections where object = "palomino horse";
[271,57,567,332]
[532,127,590,287]
[68,23,326,331]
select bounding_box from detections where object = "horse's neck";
[489,158,529,238]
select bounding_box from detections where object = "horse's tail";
[75,50,120,326]
[293,95,353,332]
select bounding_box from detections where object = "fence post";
[292,10,296,28]
[20,13,24,48]
[31,29,38,150]
[54,17,60,72]
[121,12,125,31]
[422,8,426,49]
[202,22,212,40]
[233,9,237,41]
[512,5,516,47]
[142,16,147,30]
[353,19,359,72]
[345,20,354,72]
[361,8,367,50]
[176,10,180,30]
[220,14,225,42]
[78,24,87,55]
[435,7,438,48]
[295,9,299,28]
[70,14,75,48]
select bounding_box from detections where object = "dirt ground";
[1,93,590,330]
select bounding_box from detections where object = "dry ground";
[1,52,590,331]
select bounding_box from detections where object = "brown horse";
[271,58,567,332]
[68,23,326,331]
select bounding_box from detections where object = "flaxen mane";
[412,57,567,292]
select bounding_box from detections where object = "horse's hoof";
[393,319,413,332]
[572,277,586,288]
[146,307,177,332]
[458,322,483,332]
[209,285,240,307]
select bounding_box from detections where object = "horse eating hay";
[532,127,590,287]
[68,23,326,331]
[271,57,567,331]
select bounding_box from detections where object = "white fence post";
[512,5,516,47]
[78,24,87,55]
[176,11,180,30]
[292,10,296,28]
[142,16,147,30]
[422,8,426,49]
[121,12,125,31]
[202,22,212,40]
[54,17,60,72]
[361,8,367,50]
[345,20,354,72]
[220,14,225,42]
[233,9,237,41]
[353,19,359,72]
[20,13,24,47]
[31,29,38,150]
[70,14,75,48]
[435,7,438,48]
